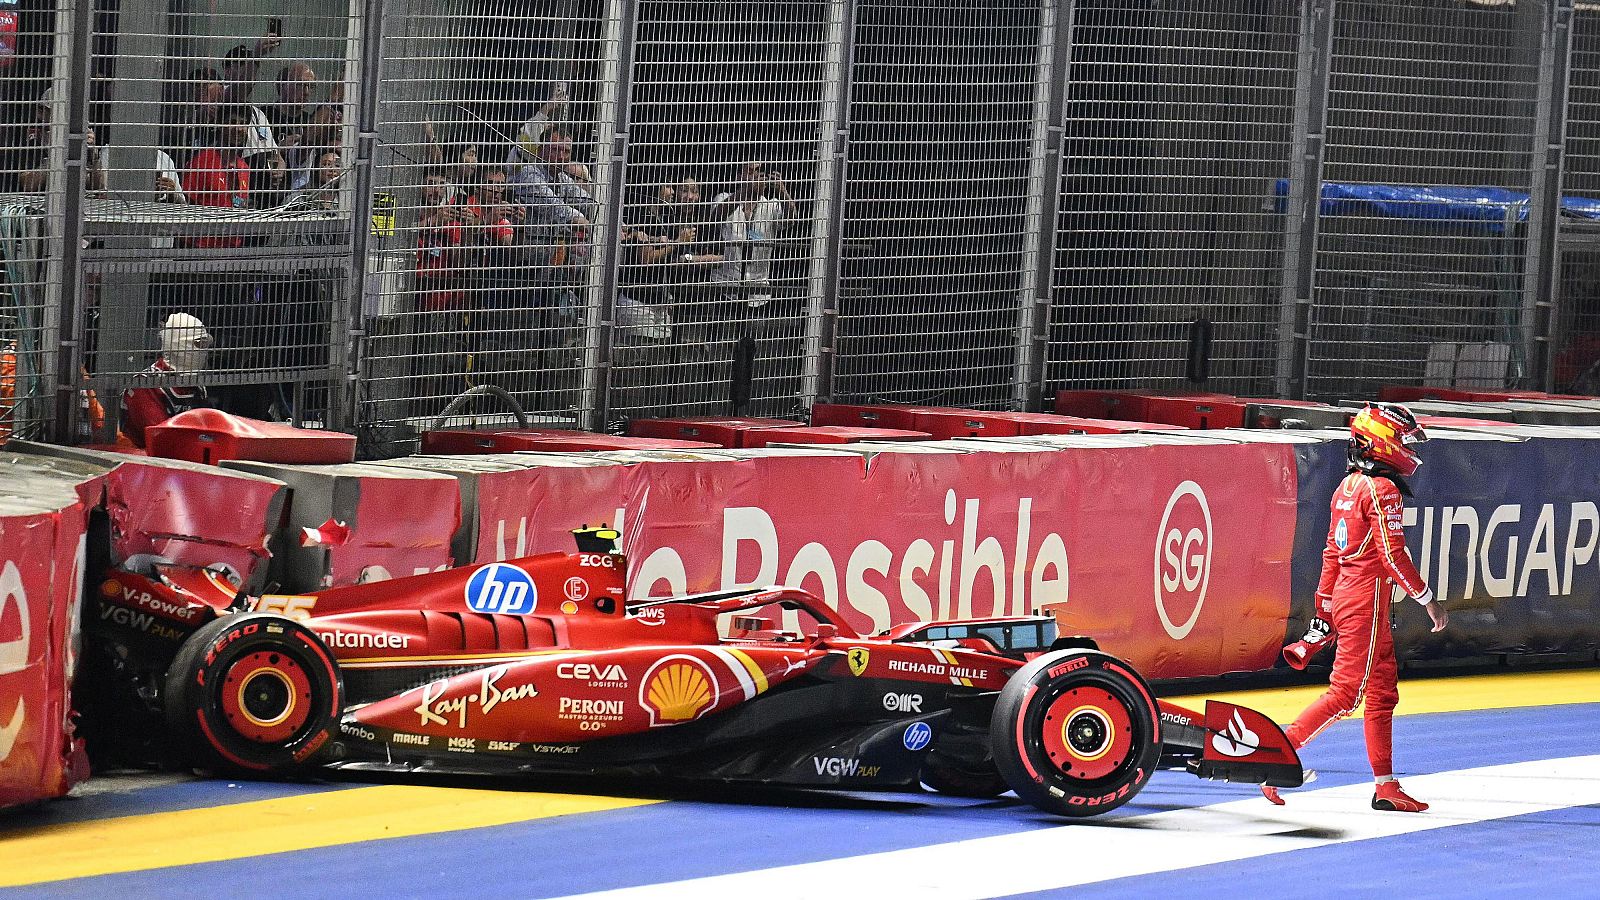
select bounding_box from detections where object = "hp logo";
[902,721,933,752]
[464,563,538,615]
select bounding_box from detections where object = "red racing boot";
[1372,781,1428,812]
[1261,784,1284,806]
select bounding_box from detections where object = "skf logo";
[847,648,870,677]
[640,655,718,727]
[1154,481,1213,640]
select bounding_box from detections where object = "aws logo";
[1154,481,1213,640]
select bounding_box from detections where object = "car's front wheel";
[164,612,342,775]
[990,649,1161,817]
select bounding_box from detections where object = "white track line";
[555,755,1600,900]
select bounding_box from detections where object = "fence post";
[1275,0,1335,401]
[580,0,639,432]
[800,0,858,410]
[48,0,92,443]
[1523,0,1576,392]
[1013,0,1072,412]
[337,0,390,434]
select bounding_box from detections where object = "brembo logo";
[1154,481,1213,640]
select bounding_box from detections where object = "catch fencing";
[3,0,1598,452]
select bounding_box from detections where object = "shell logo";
[640,655,719,727]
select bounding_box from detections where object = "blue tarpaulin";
[1273,179,1600,233]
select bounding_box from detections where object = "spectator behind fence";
[509,125,593,230]
[181,104,252,248]
[465,166,518,251]
[711,161,797,308]
[291,147,344,211]
[416,167,466,312]
[162,66,226,169]
[266,62,319,190]
[8,88,50,193]
[220,29,283,162]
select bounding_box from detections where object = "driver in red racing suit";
[1265,403,1449,812]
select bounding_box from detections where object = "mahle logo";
[1154,481,1213,640]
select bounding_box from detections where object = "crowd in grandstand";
[1,19,810,437]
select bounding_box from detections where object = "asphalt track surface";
[2,669,1596,898]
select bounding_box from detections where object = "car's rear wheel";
[990,649,1161,817]
[164,613,342,775]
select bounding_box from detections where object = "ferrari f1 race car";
[83,527,1305,817]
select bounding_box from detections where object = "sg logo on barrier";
[1154,481,1213,641]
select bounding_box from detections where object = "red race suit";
[121,357,210,448]
[1286,471,1431,778]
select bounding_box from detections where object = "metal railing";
[4,0,1599,453]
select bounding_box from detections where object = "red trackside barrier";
[740,425,932,447]
[627,417,803,448]
[145,409,356,465]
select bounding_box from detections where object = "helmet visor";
[1400,427,1428,445]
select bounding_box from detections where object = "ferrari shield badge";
[847,648,870,677]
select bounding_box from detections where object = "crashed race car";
[82,527,1305,817]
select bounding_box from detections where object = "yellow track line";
[0,784,657,887]
[1168,668,1600,723]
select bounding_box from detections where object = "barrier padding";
[0,452,103,808]
[419,429,594,455]
[741,425,931,447]
[8,441,287,593]
[222,461,459,591]
[627,417,803,448]
[1053,389,1234,422]
[144,409,356,465]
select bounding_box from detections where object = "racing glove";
[1282,615,1332,670]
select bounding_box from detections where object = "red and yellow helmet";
[1348,403,1428,477]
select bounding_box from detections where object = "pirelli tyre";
[990,649,1161,817]
[164,613,342,775]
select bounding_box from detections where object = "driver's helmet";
[1348,403,1428,477]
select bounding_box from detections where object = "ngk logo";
[1154,481,1213,640]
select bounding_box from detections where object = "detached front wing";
[1160,699,1305,789]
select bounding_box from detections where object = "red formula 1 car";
[82,528,1304,817]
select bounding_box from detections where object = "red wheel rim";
[1038,685,1133,780]
[220,651,314,743]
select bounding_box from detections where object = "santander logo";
[1154,481,1213,640]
